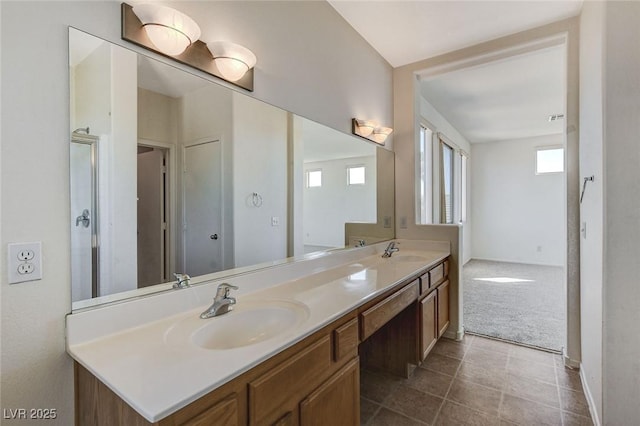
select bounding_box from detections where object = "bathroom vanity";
[67,240,452,425]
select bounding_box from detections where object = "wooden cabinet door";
[300,358,360,426]
[437,280,450,338]
[181,395,238,426]
[420,291,438,360]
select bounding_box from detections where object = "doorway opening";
[137,143,171,288]
[416,38,569,352]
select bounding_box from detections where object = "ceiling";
[328,1,583,68]
[329,1,582,144]
[419,44,566,143]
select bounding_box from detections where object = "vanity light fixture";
[352,118,393,145]
[371,126,393,144]
[121,2,255,91]
[131,4,201,56]
[207,41,257,82]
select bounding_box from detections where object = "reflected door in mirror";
[184,139,223,276]
[137,148,167,287]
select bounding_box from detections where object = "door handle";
[210,234,218,240]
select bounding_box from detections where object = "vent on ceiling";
[548,114,565,122]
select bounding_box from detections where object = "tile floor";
[360,334,593,426]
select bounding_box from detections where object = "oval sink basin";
[391,255,428,263]
[164,300,310,351]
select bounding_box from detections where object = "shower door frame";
[71,133,100,298]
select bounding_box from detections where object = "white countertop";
[66,240,449,422]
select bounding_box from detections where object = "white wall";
[578,1,605,421]
[107,45,138,295]
[471,135,565,266]
[304,155,377,248]
[602,2,640,423]
[232,93,288,267]
[0,2,392,424]
[138,88,178,145]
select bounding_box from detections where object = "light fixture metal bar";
[121,2,254,91]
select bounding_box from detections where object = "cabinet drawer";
[429,263,445,288]
[182,395,238,426]
[360,281,419,340]
[333,318,359,362]
[249,336,332,425]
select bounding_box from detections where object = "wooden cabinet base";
[300,358,360,426]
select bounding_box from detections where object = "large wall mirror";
[69,28,394,310]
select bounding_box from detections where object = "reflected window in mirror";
[347,165,365,186]
[306,169,322,188]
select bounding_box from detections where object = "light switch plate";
[7,242,42,284]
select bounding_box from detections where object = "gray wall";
[578,1,605,421]
[0,2,392,424]
[602,1,640,423]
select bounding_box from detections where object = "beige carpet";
[463,259,565,351]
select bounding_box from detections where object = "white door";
[183,140,223,276]
[137,149,165,287]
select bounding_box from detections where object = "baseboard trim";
[580,364,602,426]
[563,352,581,369]
[443,328,463,341]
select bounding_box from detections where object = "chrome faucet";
[173,273,191,289]
[381,241,400,258]
[200,283,239,319]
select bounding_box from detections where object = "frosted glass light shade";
[371,127,393,144]
[207,41,257,82]
[133,4,201,56]
[354,119,376,137]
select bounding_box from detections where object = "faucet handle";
[173,273,191,288]
[216,283,239,298]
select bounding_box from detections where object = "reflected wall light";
[131,4,201,56]
[121,2,256,91]
[352,118,393,145]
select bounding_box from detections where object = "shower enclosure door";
[70,135,99,301]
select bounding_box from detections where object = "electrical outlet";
[383,216,392,229]
[400,216,408,229]
[18,263,35,274]
[8,242,42,284]
[271,216,280,227]
[17,249,35,261]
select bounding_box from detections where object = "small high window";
[347,165,365,185]
[536,147,564,174]
[306,169,322,188]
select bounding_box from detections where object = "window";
[417,125,433,224]
[460,153,468,223]
[306,169,322,188]
[347,165,365,185]
[536,147,564,174]
[441,142,454,224]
